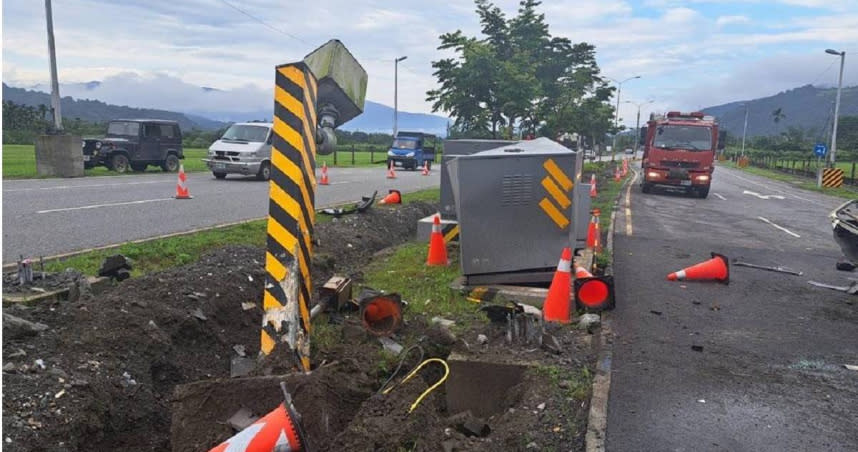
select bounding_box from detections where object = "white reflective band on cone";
[557,259,572,272]
[675,270,686,280]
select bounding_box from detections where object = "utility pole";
[624,100,653,155]
[741,103,749,157]
[826,49,846,167]
[45,0,63,131]
[608,75,641,161]
[393,56,407,137]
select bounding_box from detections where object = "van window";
[160,124,175,138]
[221,124,270,143]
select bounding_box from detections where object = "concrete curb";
[585,167,637,452]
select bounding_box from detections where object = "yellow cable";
[381,358,450,413]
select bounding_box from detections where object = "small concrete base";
[35,134,84,177]
[416,215,459,243]
[445,352,535,418]
[2,276,109,304]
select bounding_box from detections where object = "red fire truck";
[640,111,724,198]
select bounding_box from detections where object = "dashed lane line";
[37,198,175,214]
[758,216,801,238]
[713,192,726,200]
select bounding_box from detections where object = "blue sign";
[814,143,828,157]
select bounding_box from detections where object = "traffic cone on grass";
[175,164,192,199]
[426,215,448,266]
[379,189,401,205]
[667,253,730,284]
[614,166,621,182]
[589,174,598,198]
[586,209,601,252]
[320,161,330,185]
[421,161,430,176]
[387,161,397,179]
[543,247,573,323]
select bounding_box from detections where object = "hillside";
[702,84,858,138]
[2,84,225,131]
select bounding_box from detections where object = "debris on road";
[836,260,856,272]
[733,259,803,276]
[691,345,704,352]
[807,280,858,295]
[650,310,662,316]
[844,364,858,371]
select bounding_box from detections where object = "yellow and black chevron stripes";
[539,158,573,229]
[262,62,319,370]
[822,168,844,188]
[443,224,460,243]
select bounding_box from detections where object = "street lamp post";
[826,49,846,168]
[393,56,407,136]
[608,75,641,161]
[624,100,653,155]
[740,103,749,158]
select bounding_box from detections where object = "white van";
[202,122,273,180]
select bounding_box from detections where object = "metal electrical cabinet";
[447,138,587,284]
[440,139,515,219]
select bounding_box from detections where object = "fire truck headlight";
[696,174,710,181]
[647,171,660,179]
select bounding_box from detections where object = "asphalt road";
[607,164,858,450]
[2,166,439,263]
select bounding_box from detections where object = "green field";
[2,144,209,179]
[720,160,858,199]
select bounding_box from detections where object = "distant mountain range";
[3,80,449,135]
[701,84,858,138]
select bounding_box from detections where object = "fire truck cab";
[640,111,724,198]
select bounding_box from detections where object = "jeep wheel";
[256,161,271,181]
[161,154,180,172]
[130,163,147,172]
[213,172,227,180]
[110,154,130,173]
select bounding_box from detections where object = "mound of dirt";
[1,202,436,452]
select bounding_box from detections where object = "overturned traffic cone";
[586,209,602,252]
[667,252,730,284]
[379,189,401,205]
[208,402,305,452]
[175,164,192,199]
[543,247,573,323]
[387,161,397,179]
[589,174,598,198]
[426,215,448,266]
[421,161,430,176]
[320,161,330,185]
[573,263,593,279]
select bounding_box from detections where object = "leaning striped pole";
[260,62,319,371]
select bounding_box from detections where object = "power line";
[809,59,837,86]
[215,0,307,44]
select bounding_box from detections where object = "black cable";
[377,345,425,394]
[215,0,308,44]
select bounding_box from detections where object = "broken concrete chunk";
[241,302,257,311]
[541,333,562,354]
[378,337,403,355]
[477,334,488,345]
[227,407,259,431]
[190,308,207,321]
[232,345,246,357]
[431,316,456,328]
[3,314,49,340]
[578,313,601,332]
[230,357,256,378]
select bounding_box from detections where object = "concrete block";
[35,134,84,177]
[445,352,533,418]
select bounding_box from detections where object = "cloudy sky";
[3,0,857,127]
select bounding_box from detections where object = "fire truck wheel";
[641,183,652,194]
[696,186,710,198]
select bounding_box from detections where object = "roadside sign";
[814,143,827,157]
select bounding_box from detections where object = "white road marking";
[4,180,167,193]
[758,216,801,238]
[713,193,726,200]
[743,190,785,200]
[37,198,175,214]
[720,169,815,203]
[625,171,637,236]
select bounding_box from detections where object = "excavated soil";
[2,200,598,452]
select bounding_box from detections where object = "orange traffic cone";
[586,209,601,252]
[614,166,621,182]
[379,189,401,205]
[208,402,304,452]
[573,263,593,279]
[589,174,597,198]
[667,253,730,284]
[175,164,192,199]
[387,161,397,179]
[320,161,329,185]
[543,247,573,323]
[421,161,430,176]
[426,215,448,266]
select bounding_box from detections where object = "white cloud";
[716,15,750,27]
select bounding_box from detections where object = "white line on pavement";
[713,193,726,200]
[4,180,167,193]
[37,198,175,214]
[758,216,801,238]
[743,190,785,200]
[720,169,816,203]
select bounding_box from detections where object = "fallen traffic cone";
[586,209,601,252]
[543,247,573,323]
[421,161,430,176]
[379,189,401,205]
[589,174,598,198]
[387,161,397,179]
[320,161,330,185]
[573,263,593,279]
[208,402,305,452]
[667,252,730,284]
[426,215,448,266]
[175,164,192,199]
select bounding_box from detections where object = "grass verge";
[38,187,441,277]
[582,160,633,269]
[720,160,858,199]
[2,144,209,179]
